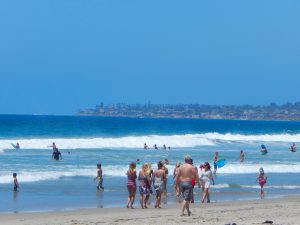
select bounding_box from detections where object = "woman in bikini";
[138,163,151,209]
[126,162,137,209]
[257,167,267,199]
[153,161,166,208]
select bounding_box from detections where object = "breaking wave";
[0,132,299,151]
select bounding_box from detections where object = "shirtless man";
[175,155,200,216]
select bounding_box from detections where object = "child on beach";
[13,173,19,192]
[257,167,267,199]
[94,164,104,191]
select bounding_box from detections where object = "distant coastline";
[77,102,300,121]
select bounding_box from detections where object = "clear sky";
[0,0,299,115]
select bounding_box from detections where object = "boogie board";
[261,150,268,155]
[216,158,226,168]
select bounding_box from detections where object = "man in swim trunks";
[175,155,200,216]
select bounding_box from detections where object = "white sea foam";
[0,132,299,151]
[241,185,300,189]
[218,163,300,174]
[1,162,299,184]
[0,134,215,150]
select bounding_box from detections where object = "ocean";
[0,115,300,212]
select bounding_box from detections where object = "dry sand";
[0,196,299,225]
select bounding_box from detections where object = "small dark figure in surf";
[15,143,20,149]
[163,144,167,150]
[52,149,62,160]
[153,144,158,150]
[13,173,19,192]
[144,143,149,150]
[261,144,268,154]
[94,163,104,191]
[213,151,219,174]
[290,143,297,152]
[240,150,245,162]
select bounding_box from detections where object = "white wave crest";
[0,132,299,151]
[201,132,300,143]
[0,134,215,150]
[218,163,300,174]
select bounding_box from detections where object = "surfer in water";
[153,144,158,150]
[290,143,297,152]
[52,149,62,161]
[240,150,245,162]
[144,143,149,149]
[260,144,268,155]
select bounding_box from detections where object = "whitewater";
[1,132,300,151]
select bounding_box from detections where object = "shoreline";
[1,196,299,225]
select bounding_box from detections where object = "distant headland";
[77,102,300,121]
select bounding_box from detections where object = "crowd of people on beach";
[8,141,296,212]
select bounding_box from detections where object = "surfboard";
[11,143,17,149]
[216,158,226,168]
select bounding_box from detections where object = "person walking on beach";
[13,173,19,192]
[138,163,151,208]
[173,161,181,197]
[94,163,104,191]
[126,162,137,209]
[201,162,214,203]
[240,150,245,162]
[153,161,166,208]
[257,167,267,199]
[162,159,169,204]
[175,155,200,216]
[213,151,219,174]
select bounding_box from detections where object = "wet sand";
[0,196,299,225]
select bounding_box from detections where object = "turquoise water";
[0,115,300,212]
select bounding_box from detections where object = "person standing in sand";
[126,162,137,209]
[153,161,166,208]
[257,167,267,199]
[138,163,151,208]
[175,155,200,216]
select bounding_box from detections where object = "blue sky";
[0,0,299,115]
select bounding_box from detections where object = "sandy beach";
[0,196,299,225]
